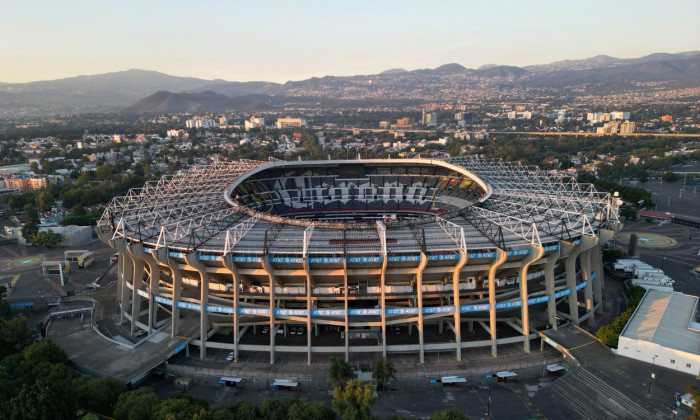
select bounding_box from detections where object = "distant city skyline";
[1,0,699,84]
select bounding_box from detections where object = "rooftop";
[621,289,700,355]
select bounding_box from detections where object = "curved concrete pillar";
[128,245,162,334]
[342,258,349,362]
[303,257,312,365]
[222,256,241,362]
[488,249,508,357]
[543,247,561,330]
[519,245,544,353]
[380,253,388,358]
[594,228,616,307]
[113,238,133,323]
[416,252,428,364]
[186,252,209,359]
[125,245,145,335]
[580,248,595,325]
[452,250,468,361]
[154,248,182,338]
[563,235,597,324]
[261,256,276,364]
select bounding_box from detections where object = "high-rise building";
[422,111,438,126]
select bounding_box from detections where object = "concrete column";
[222,256,241,362]
[518,245,544,353]
[594,229,615,307]
[343,258,349,362]
[452,250,468,361]
[186,252,209,359]
[544,248,560,330]
[416,252,428,364]
[261,256,276,364]
[154,248,181,338]
[563,235,597,324]
[125,246,145,335]
[488,249,508,357]
[129,246,162,335]
[380,253,388,358]
[581,248,595,326]
[113,239,133,322]
[303,258,312,365]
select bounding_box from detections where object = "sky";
[1,0,699,84]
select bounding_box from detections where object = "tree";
[3,379,76,420]
[210,401,258,420]
[258,398,296,420]
[684,384,700,419]
[29,161,40,174]
[73,376,125,415]
[152,393,208,420]
[619,204,637,220]
[288,401,336,420]
[430,409,471,420]
[372,357,396,391]
[113,387,160,420]
[23,204,39,224]
[0,316,37,359]
[35,190,55,212]
[328,356,354,389]
[332,379,376,420]
[602,248,624,262]
[21,222,39,242]
[71,205,87,217]
[31,230,62,247]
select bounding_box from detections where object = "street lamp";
[647,355,657,398]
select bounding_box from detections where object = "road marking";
[0,274,21,288]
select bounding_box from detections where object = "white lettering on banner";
[495,300,522,309]
[468,252,497,259]
[422,305,455,314]
[270,257,303,264]
[386,307,420,315]
[507,249,531,256]
[154,296,173,306]
[527,296,550,305]
[555,289,572,298]
[274,309,308,316]
[310,309,345,317]
[427,254,459,261]
[387,256,421,262]
[168,252,184,258]
[125,281,134,290]
[544,245,560,252]
[238,308,270,315]
[347,256,383,263]
[176,301,201,311]
[348,308,382,316]
[460,304,492,312]
[308,257,344,264]
[232,256,261,263]
[576,281,588,290]
[137,289,149,298]
[197,254,222,261]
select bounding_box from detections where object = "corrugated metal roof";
[622,290,700,355]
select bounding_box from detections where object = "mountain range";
[1,51,699,116]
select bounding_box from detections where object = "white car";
[226,351,235,361]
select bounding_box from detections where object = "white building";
[422,111,438,126]
[507,111,532,120]
[244,117,265,131]
[617,290,700,376]
[275,118,307,129]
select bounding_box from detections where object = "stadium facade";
[97,158,622,363]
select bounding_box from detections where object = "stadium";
[96,158,622,363]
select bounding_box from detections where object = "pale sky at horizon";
[1,0,699,84]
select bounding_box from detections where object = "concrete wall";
[618,336,700,376]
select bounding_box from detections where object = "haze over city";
[2,0,699,84]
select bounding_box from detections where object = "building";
[422,111,438,126]
[244,117,265,131]
[391,117,414,129]
[507,111,532,120]
[379,121,391,129]
[617,290,699,376]
[275,118,307,129]
[661,115,673,123]
[588,112,630,123]
[619,121,636,135]
[98,158,621,364]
